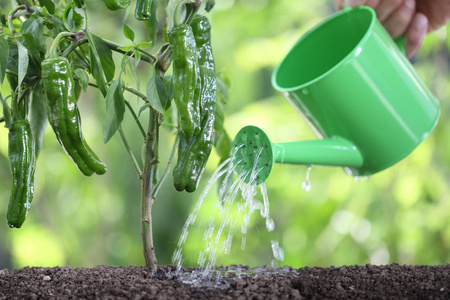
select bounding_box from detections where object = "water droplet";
[271,240,285,261]
[266,218,275,232]
[302,166,312,191]
[301,180,311,191]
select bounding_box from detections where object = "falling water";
[171,143,284,282]
[302,165,312,191]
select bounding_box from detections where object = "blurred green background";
[1,0,450,269]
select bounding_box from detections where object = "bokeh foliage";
[1,0,450,269]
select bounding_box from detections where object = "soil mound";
[0,263,449,299]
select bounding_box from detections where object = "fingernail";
[413,14,428,30]
[405,0,415,9]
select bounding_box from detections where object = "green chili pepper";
[7,120,36,228]
[173,15,216,192]
[135,0,152,20]
[102,0,130,10]
[143,0,158,43]
[168,23,201,138]
[41,57,107,176]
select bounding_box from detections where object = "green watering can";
[232,5,440,185]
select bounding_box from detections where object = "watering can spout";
[273,138,363,167]
[232,126,364,185]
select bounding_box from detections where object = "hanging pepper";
[135,0,153,20]
[173,15,216,192]
[102,0,130,11]
[7,120,36,228]
[41,57,107,176]
[143,0,158,44]
[168,23,201,138]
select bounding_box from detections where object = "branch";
[125,99,146,138]
[7,5,26,34]
[101,39,157,64]
[61,37,88,58]
[118,126,143,178]
[87,82,149,104]
[151,133,179,198]
[123,85,149,103]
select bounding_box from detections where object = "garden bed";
[0,263,449,299]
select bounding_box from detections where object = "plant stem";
[151,133,179,198]
[123,85,149,103]
[7,5,26,34]
[87,81,149,104]
[118,126,142,178]
[49,32,75,58]
[124,100,146,138]
[101,39,156,64]
[141,107,160,270]
[61,37,88,58]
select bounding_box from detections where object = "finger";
[416,0,450,32]
[364,0,381,9]
[382,0,416,38]
[374,0,404,22]
[404,13,428,58]
[336,0,379,11]
[335,0,345,10]
[346,0,367,7]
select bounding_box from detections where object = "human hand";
[335,0,450,58]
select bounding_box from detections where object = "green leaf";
[134,49,141,68]
[125,57,139,90]
[104,79,125,143]
[137,42,152,49]
[138,103,150,117]
[163,74,174,103]
[216,77,229,104]
[73,68,89,92]
[63,2,84,32]
[86,32,107,96]
[0,36,8,85]
[117,45,134,52]
[30,84,47,156]
[17,41,29,89]
[38,0,55,14]
[0,93,12,129]
[213,101,231,159]
[146,73,168,114]
[123,23,135,42]
[214,100,225,131]
[213,129,231,160]
[74,0,85,8]
[21,16,45,62]
[91,34,115,82]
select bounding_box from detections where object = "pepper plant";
[0,0,231,271]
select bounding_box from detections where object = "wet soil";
[0,263,449,299]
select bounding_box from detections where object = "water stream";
[171,144,284,284]
[301,165,312,191]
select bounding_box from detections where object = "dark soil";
[0,263,449,299]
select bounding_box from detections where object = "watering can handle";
[343,4,406,53]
